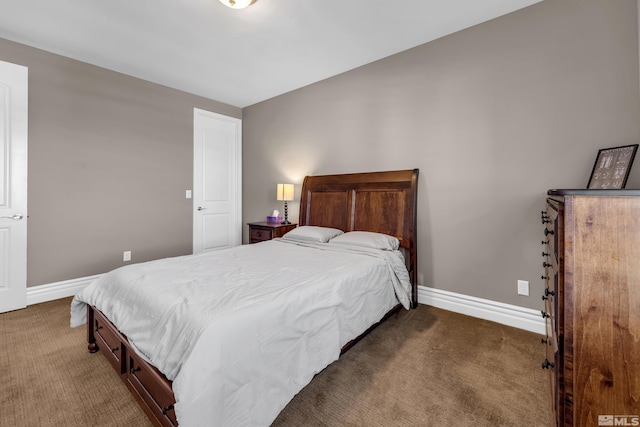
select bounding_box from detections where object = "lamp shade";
[218,0,256,9]
[276,184,294,201]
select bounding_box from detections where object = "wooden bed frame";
[86,168,419,427]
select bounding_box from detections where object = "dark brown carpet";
[1,298,549,426]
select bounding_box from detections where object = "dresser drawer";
[248,222,297,244]
[93,310,125,375]
[127,352,177,426]
[250,228,272,242]
[271,225,295,238]
[544,297,558,353]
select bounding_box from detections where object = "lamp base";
[281,201,290,224]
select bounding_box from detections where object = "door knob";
[197,207,207,211]
[1,213,23,220]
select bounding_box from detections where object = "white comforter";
[70,239,411,427]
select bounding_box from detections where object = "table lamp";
[276,183,294,224]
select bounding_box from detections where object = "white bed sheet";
[71,239,411,427]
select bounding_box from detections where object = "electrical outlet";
[123,251,131,262]
[517,280,529,296]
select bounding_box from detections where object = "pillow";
[281,226,344,243]
[328,231,399,251]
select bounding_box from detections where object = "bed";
[71,169,419,427]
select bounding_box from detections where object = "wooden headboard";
[299,169,419,308]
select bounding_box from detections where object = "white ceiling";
[0,0,542,108]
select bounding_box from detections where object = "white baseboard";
[26,276,545,335]
[26,274,102,306]
[418,285,545,335]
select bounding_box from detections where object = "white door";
[193,109,242,253]
[0,60,28,313]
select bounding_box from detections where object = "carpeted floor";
[0,298,550,426]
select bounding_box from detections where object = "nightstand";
[247,222,297,243]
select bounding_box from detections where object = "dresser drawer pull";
[541,275,549,280]
[540,211,551,224]
[544,288,555,297]
[130,366,141,374]
[542,252,550,257]
[162,405,174,415]
[541,359,555,369]
[541,310,550,319]
[542,262,552,268]
[544,228,554,236]
[541,338,548,345]
[542,295,549,301]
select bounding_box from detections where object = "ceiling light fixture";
[218,0,256,9]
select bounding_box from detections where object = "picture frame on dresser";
[587,144,638,189]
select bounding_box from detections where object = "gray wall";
[2,0,638,311]
[242,0,640,310]
[0,38,242,287]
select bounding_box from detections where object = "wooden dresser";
[541,189,640,427]
[247,221,297,243]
